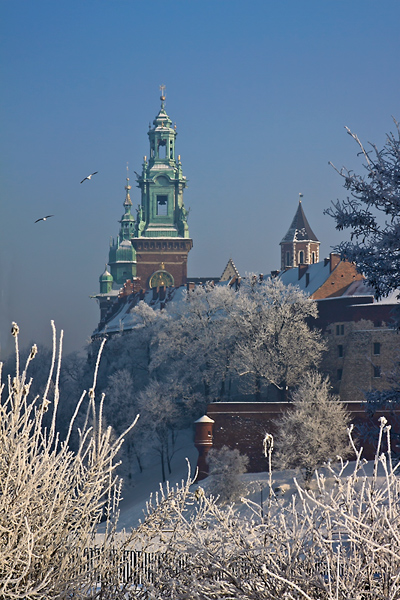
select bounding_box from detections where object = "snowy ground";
[115,429,199,530]
[112,429,388,532]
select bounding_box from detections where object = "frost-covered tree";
[92,300,168,394]
[152,283,237,401]
[230,276,326,400]
[206,445,249,504]
[153,277,325,403]
[273,371,352,482]
[325,119,400,299]
[103,368,146,475]
[136,379,199,482]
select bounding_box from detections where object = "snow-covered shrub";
[0,322,140,599]
[139,418,400,600]
[206,445,249,503]
[273,371,352,482]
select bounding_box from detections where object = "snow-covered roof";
[93,285,189,336]
[278,260,330,296]
[280,201,319,244]
[279,261,400,306]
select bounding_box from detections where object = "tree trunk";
[255,373,262,402]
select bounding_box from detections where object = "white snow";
[110,427,387,531]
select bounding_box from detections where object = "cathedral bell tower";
[132,87,193,289]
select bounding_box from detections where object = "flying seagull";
[35,215,54,223]
[80,171,98,184]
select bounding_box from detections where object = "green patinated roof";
[100,266,113,282]
[109,239,136,263]
[152,96,173,130]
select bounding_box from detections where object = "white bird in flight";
[35,215,54,223]
[80,171,98,184]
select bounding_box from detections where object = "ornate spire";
[124,164,132,207]
[152,84,172,130]
[160,84,166,108]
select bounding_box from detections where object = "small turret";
[99,265,113,294]
[280,194,320,270]
[107,173,137,285]
[194,415,215,481]
[119,172,136,241]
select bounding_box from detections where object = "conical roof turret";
[280,198,319,244]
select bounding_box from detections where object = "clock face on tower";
[149,269,174,289]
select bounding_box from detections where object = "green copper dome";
[100,267,113,282]
[99,265,113,294]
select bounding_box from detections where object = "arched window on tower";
[312,252,316,264]
[285,251,290,267]
[299,251,304,264]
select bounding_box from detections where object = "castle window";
[157,195,168,216]
[312,252,316,263]
[337,369,343,381]
[338,345,343,358]
[336,324,345,336]
[299,251,304,264]
[373,342,381,355]
[373,365,381,378]
[285,252,290,267]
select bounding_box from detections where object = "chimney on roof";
[298,264,308,280]
[187,282,195,292]
[330,252,341,272]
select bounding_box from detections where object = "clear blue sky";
[1,0,399,356]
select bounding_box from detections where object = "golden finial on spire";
[159,84,166,101]
[125,162,131,194]
[299,192,303,203]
